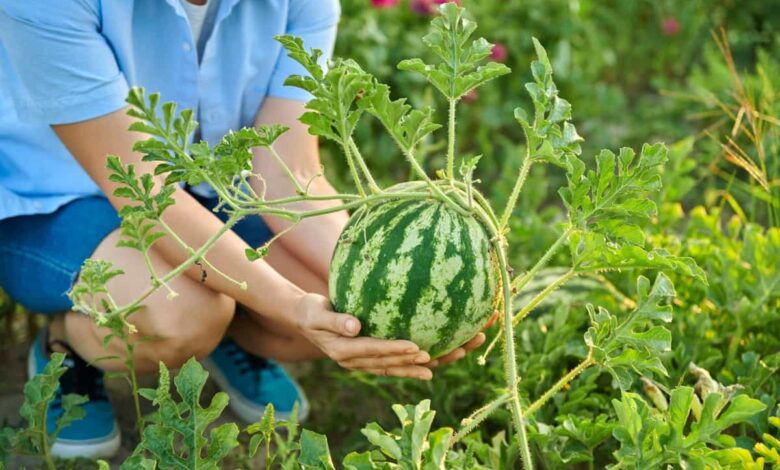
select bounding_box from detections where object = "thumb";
[314,310,361,337]
[300,293,361,336]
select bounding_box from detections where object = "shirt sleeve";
[266,0,341,102]
[0,0,129,124]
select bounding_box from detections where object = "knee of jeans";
[142,290,235,368]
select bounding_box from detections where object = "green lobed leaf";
[397,3,510,100]
[299,430,336,470]
[128,358,238,469]
[361,83,441,154]
[586,274,675,389]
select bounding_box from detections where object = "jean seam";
[0,245,79,287]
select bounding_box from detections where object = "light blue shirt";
[0,0,339,220]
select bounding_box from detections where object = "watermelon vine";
[65,4,706,468]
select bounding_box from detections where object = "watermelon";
[329,193,499,358]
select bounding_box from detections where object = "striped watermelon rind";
[329,189,499,358]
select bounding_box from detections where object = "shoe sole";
[201,357,310,424]
[27,337,121,460]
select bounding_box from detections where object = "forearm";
[155,188,307,329]
[253,97,350,280]
[258,172,348,280]
[52,107,307,330]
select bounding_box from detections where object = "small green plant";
[122,358,239,469]
[612,384,766,468]
[0,353,86,470]
[245,402,302,469]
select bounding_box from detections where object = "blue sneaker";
[27,330,120,459]
[202,338,309,423]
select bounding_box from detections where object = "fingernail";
[415,353,430,364]
[405,346,419,354]
[345,319,359,334]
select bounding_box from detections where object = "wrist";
[245,278,307,331]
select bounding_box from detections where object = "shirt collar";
[163,0,242,27]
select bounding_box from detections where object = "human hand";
[294,293,434,380]
[424,311,499,368]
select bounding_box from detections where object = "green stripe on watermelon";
[329,195,498,358]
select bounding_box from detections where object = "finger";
[363,365,433,380]
[310,310,362,337]
[484,311,500,329]
[425,333,486,368]
[326,337,420,361]
[428,347,466,367]
[462,332,486,352]
[339,352,430,369]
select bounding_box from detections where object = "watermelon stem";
[494,238,534,469]
[268,144,307,195]
[348,137,382,194]
[511,226,575,294]
[525,353,595,417]
[500,155,534,230]
[340,137,367,196]
[157,218,246,290]
[449,393,511,447]
[72,213,243,334]
[397,146,471,216]
[447,98,457,180]
[512,268,576,326]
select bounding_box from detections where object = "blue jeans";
[0,191,273,314]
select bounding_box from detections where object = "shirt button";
[182,42,192,52]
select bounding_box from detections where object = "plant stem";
[494,240,534,469]
[42,405,54,470]
[513,268,576,326]
[156,129,247,212]
[251,223,298,256]
[113,215,241,320]
[470,197,532,468]
[341,139,366,197]
[525,354,594,417]
[157,219,245,289]
[141,246,176,299]
[268,145,307,195]
[500,157,533,229]
[262,193,361,206]
[478,331,501,365]
[447,99,457,180]
[349,138,381,194]
[126,343,143,439]
[398,147,469,215]
[511,226,574,294]
[449,393,511,446]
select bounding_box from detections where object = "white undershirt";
[179,0,219,60]
[180,0,220,198]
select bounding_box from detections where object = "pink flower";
[490,42,508,62]
[410,0,460,16]
[462,89,478,103]
[371,0,400,8]
[661,17,680,36]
